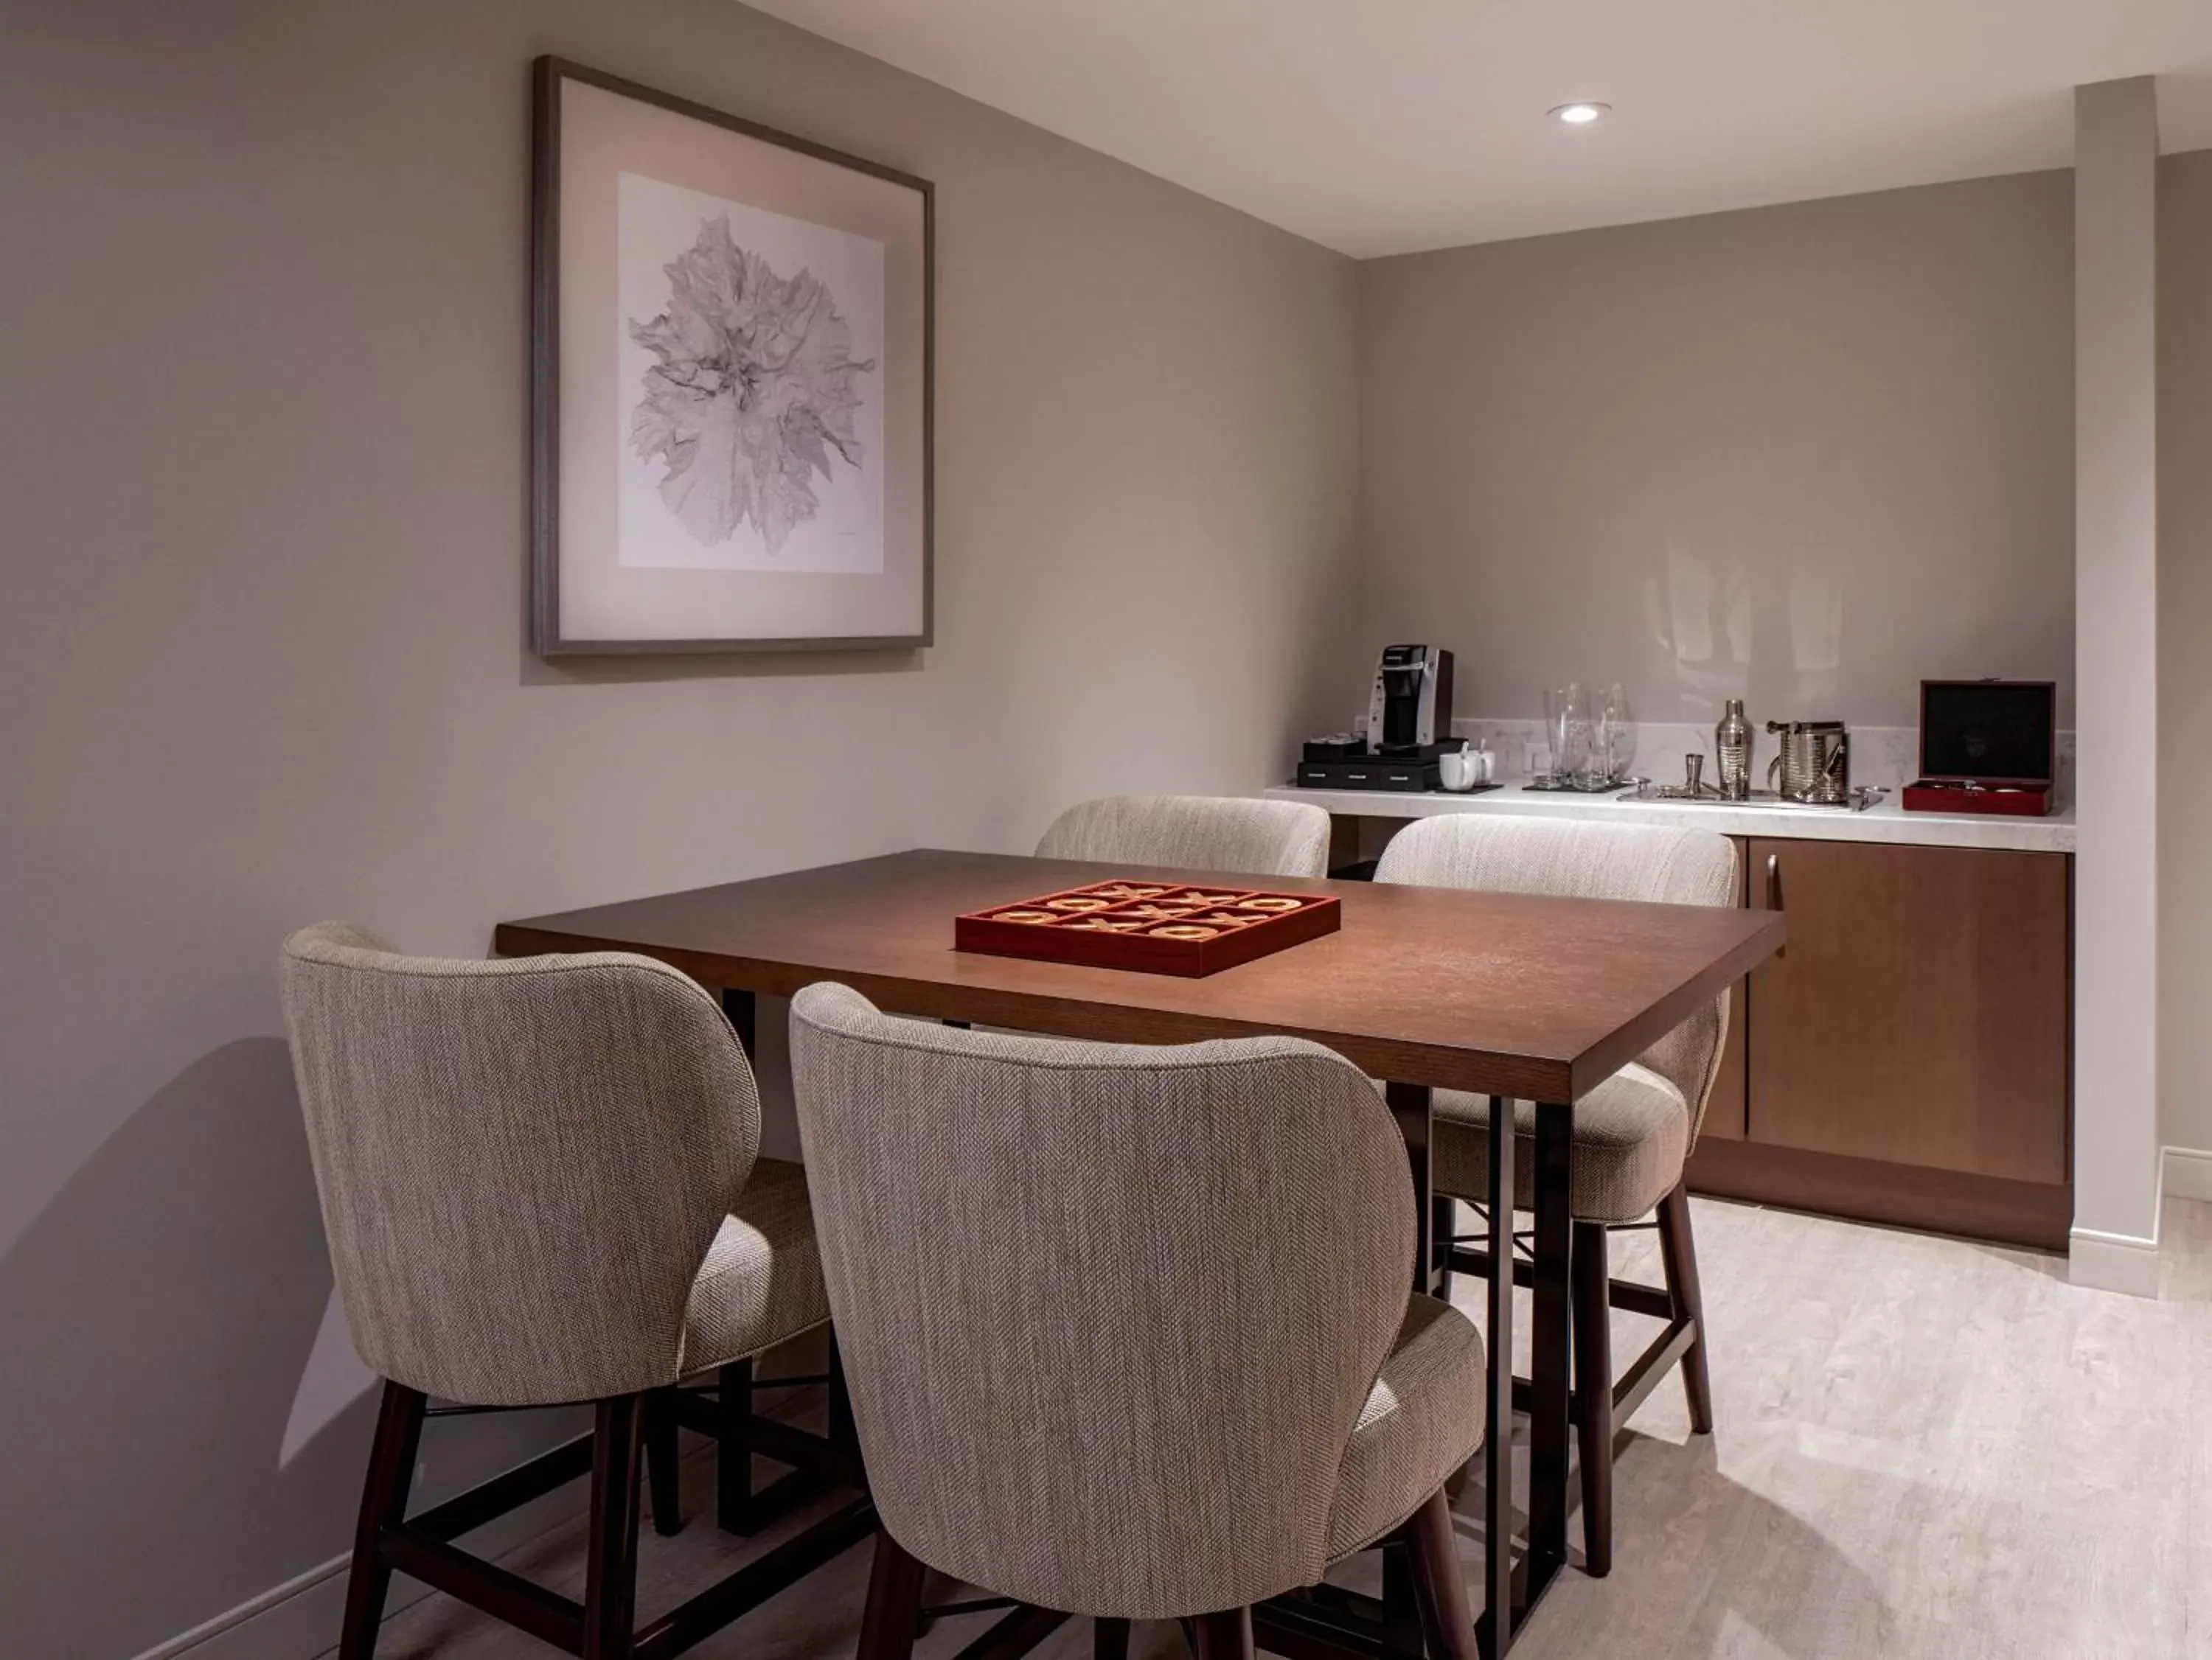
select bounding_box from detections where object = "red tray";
[1901,779,2053,817]
[955,879,1340,977]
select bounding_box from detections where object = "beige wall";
[0,2,1356,1652]
[2160,149,2212,1158]
[1352,172,2076,731]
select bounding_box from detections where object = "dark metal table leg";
[722,987,757,1059]
[1522,1100,1576,1614]
[1385,1083,1440,1297]
[1476,1095,1514,1658]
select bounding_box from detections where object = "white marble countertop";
[1263,781,2076,854]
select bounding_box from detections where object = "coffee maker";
[1368,644,1455,754]
[1297,645,1458,792]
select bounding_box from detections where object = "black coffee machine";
[1298,645,1457,790]
[1368,644,1455,753]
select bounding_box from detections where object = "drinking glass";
[1594,682,1635,783]
[1545,684,1589,785]
[1577,697,1614,790]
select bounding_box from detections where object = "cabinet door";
[1745,839,2069,1185]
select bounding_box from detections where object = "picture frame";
[532,56,933,655]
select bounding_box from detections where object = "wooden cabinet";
[1688,837,2072,1249]
[1332,804,2075,1247]
[1746,839,2069,1180]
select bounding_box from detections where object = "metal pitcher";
[1765,719,1849,804]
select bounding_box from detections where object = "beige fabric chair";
[281,924,846,1660]
[1374,814,1737,1576]
[790,983,1486,1660]
[1034,794,1331,879]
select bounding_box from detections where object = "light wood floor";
[366,1196,2212,1660]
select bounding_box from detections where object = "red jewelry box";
[955,879,1340,977]
[1902,680,2056,817]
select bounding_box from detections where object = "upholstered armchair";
[1035,794,1332,880]
[1375,815,1736,1577]
[789,982,1487,1660]
[280,924,855,1660]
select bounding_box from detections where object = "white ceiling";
[745,0,2212,257]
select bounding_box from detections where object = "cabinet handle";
[1766,851,1785,959]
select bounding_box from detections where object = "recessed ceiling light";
[1548,102,1610,126]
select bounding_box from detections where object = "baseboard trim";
[2061,1145,2212,1297]
[2067,1223,2163,1297]
[129,1465,586,1660]
[2163,1144,2212,1202]
[131,1549,349,1660]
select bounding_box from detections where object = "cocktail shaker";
[1715,699,1752,801]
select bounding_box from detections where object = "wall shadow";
[0,1039,372,1658]
[515,634,926,687]
[509,412,932,690]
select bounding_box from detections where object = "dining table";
[495,848,1784,1657]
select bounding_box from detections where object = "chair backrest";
[279,924,759,1406]
[1375,816,1739,1139]
[788,982,1413,1619]
[1034,795,1330,880]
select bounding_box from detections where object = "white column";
[2071,77,2162,1293]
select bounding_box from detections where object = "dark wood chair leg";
[1095,1617,1132,1660]
[1401,1489,1481,1660]
[1657,1181,1715,1434]
[1571,1219,1615,1578]
[585,1395,646,1660]
[338,1381,426,1660]
[717,1358,754,1533]
[644,1388,683,1537]
[1381,1539,1421,1660]
[1192,1608,1254,1660]
[856,1530,929,1660]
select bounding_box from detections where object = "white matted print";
[533,57,931,655]
[616,172,885,573]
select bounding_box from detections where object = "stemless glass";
[1576,695,1613,790]
[1595,683,1635,784]
[1545,683,1589,785]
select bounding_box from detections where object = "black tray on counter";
[1294,758,1503,795]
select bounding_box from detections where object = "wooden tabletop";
[494,850,1785,1102]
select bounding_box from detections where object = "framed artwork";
[532,57,933,655]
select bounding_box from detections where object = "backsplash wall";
[1349,169,2077,730]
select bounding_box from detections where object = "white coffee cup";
[1438,747,1478,791]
